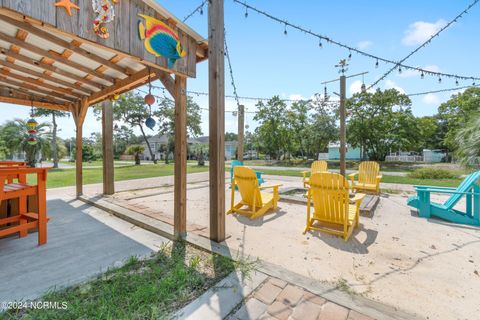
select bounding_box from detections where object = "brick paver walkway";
[229,277,373,320]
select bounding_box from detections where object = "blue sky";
[1,0,479,139]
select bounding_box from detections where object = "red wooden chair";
[0,168,48,245]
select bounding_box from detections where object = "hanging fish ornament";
[92,0,119,39]
[138,14,187,68]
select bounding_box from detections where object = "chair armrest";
[348,173,358,179]
[376,175,383,180]
[301,171,309,179]
[259,184,282,190]
[351,193,366,203]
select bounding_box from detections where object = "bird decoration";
[138,14,187,69]
[92,0,119,39]
[54,0,80,16]
[145,117,156,130]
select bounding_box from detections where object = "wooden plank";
[30,0,56,26]
[0,74,76,102]
[101,100,114,195]
[0,92,69,111]
[2,0,32,17]
[174,75,187,238]
[0,66,83,99]
[114,0,130,53]
[0,31,115,84]
[208,0,226,242]
[0,13,128,75]
[0,45,99,90]
[74,99,89,197]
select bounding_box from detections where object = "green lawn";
[29,164,209,189]
[3,242,245,320]
[257,168,463,187]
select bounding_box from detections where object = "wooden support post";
[74,98,89,197]
[102,100,115,195]
[237,105,244,161]
[174,75,187,238]
[339,75,346,177]
[209,0,226,242]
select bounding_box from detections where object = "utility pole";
[237,104,244,161]
[339,75,346,177]
[321,68,368,177]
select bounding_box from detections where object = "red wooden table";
[0,167,48,245]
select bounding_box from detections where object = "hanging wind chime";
[26,101,38,146]
[144,70,156,130]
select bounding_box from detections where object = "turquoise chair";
[230,160,264,188]
[407,171,480,226]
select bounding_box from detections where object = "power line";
[183,0,207,22]
[232,0,480,84]
[368,0,480,89]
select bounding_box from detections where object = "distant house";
[141,135,238,161]
[327,142,362,160]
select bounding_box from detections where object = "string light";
[284,23,288,35]
[318,39,323,48]
[367,0,480,89]
[183,0,207,22]
[375,60,379,68]
[232,0,480,84]
[224,28,241,109]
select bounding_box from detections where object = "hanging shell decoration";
[92,0,119,39]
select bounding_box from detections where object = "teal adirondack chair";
[407,171,480,226]
[230,160,264,189]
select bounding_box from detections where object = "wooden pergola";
[0,0,227,242]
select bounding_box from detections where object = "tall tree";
[346,89,415,161]
[253,96,289,160]
[155,96,203,164]
[35,109,68,168]
[455,113,480,168]
[95,92,157,163]
[437,87,480,152]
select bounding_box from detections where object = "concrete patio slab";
[0,195,168,304]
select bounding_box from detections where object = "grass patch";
[3,241,251,320]
[407,168,460,180]
[28,164,209,189]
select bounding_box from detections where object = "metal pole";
[237,105,244,161]
[339,75,346,177]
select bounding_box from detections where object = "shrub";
[408,168,459,180]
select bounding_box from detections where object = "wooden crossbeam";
[0,59,90,96]
[0,68,81,99]
[154,69,175,97]
[0,45,100,90]
[88,68,154,105]
[0,85,70,107]
[0,31,115,84]
[0,74,76,102]
[0,13,129,76]
[0,93,69,111]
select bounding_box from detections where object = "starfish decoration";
[55,0,80,16]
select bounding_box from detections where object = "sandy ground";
[104,175,480,320]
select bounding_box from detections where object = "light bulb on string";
[375,60,379,68]
[421,72,425,79]
[348,51,352,60]
[398,66,402,74]
[284,23,287,35]
[244,7,248,18]
[455,79,459,86]
[200,6,203,15]
[438,77,442,84]
[318,39,322,48]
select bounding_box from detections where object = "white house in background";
[385,149,447,163]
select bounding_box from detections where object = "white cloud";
[384,79,406,94]
[357,40,373,50]
[402,19,447,46]
[397,64,441,78]
[422,93,440,105]
[288,94,306,101]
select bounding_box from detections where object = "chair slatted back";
[310,172,349,225]
[444,170,480,209]
[358,161,380,185]
[234,166,262,207]
[311,161,328,174]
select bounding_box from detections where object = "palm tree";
[35,109,68,168]
[0,119,51,167]
[455,113,480,168]
[127,145,145,165]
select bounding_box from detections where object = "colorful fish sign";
[92,0,119,39]
[138,14,187,69]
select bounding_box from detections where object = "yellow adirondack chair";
[302,160,328,187]
[228,166,281,219]
[348,161,382,194]
[304,172,365,241]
